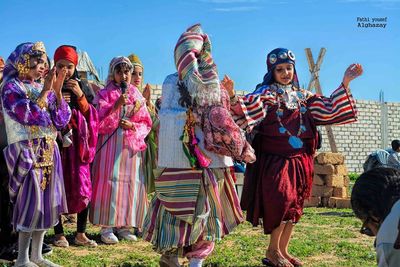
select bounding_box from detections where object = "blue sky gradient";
[1,0,399,101]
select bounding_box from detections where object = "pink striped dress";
[89,82,152,229]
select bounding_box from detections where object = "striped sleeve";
[231,86,276,131]
[308,84,357,126]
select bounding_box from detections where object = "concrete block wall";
[318,100,400,173]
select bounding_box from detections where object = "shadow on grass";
[316,211,355,217]
[44,232,102,246]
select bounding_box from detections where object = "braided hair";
[177,80,192,108]
[351,168,400,223]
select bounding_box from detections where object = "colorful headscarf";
[257,47,299,89]
[54,45,78,66]
[2,42,46,83]
[128,53,144,91]
[106,56,133,83]
[174,24,220,106]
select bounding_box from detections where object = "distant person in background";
[0,55,19,263]
[0,56,4,81]
[52,45,99,248]
[128,54,159,194]
[90,56,152,244]
[351,167,400,267]
[388,140,400,163]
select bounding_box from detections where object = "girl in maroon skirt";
[224,48,363,267]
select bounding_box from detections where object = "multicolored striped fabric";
[89,131,148,228]
[234,84,357,131]
[174,24,221,106]
[154,168,202,224]
[308,85,357,125]
[143,168,244,255]
[4,139,67,231]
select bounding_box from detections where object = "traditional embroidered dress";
[143,73,243,257]
[54,46,99,214]
[235,81,357,234]
[89,67,152,228]
[1,76,71,231]
[144,25,245,262]
[60,96,98,213]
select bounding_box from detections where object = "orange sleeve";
[77,94,90,117]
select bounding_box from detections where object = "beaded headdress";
[2,42,47,83]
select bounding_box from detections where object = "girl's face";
[273,63,294,85]
[25,53,47,81]
[131,66,143,88]
[114,65,131,85]
[56,59,76,80]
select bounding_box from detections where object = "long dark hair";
[351,168,400,223]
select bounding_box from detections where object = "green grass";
[348,173,360,182]
[4,208,376,267]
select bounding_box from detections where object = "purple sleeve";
[1,81,52,127]
[47,92,71,130]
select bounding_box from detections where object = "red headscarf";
[54,45,78,66]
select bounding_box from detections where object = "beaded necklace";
[19,79,55,190]
[272,83,307,149]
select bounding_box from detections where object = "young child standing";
[90,56,152,244]
[1,42,71,267]
[52,45,99,248]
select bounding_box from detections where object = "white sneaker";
[117,229,137,241]
[32,259,61,267]
[101,231,119,244]
[189,258,204,267]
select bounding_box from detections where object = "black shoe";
[0,243,18,263]
[42,242,53,256]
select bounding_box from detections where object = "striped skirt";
[90,131,148,228]
[142,167,243,254]
[4,139,67,232]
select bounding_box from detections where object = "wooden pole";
[305,48,338,153]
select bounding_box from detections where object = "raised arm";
[308,63,363,125]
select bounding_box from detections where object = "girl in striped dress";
[224,48,363,267]
[143,24,245,267]
[1,42,71,267]
[89,56,152,244]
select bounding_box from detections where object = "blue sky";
[1,0,399,102]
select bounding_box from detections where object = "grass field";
[2,207,376,267]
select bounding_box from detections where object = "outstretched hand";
[221,75,235,97]
[342,63,363,89]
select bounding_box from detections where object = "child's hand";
[119,119,135,130]
[222,75,235,97]
[342,63,363,89]
[65,79,83,98]
[142,84,151,103]
[43,67,56,93]
[115,93,128,109]
[53,67,67,96]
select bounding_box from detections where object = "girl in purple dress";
[1,42,71,267]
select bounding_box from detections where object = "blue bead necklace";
[274,84,307,149]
